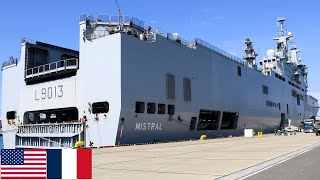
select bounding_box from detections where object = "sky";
[0,0,319,111]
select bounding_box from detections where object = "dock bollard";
[75,141,85,148]
[258,131,263,138]
[200,135,207,140]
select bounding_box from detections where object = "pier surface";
[93,133,320,180]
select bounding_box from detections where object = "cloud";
[200,15,225,25]
[198,9,225,25]
[212,15,225,21]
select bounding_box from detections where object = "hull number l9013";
[35,85,63,100]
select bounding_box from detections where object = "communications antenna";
[115,0,122,29]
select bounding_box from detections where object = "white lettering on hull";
[135,123,162,131]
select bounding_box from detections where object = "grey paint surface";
[117,32,318,145]
[1,16,319,149]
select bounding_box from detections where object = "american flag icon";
[1,149,47,179]
[0,148,92,179]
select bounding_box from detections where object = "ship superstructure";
[1,15,318,149]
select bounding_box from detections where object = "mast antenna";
[115,0,122,29]
[277,17,286,36]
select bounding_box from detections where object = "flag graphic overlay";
[1,149,47,179]
[46,149,92,179]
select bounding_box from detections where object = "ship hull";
[1,27,318,149]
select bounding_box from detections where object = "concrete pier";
[92,133,320,180]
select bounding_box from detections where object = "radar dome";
[266,49,275,58]
[287,32,293,37]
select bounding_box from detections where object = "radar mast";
[277,17,286,36]
[243,38,258,69]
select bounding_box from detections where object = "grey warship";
[1,15,318,148]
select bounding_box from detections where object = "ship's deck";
[92,133,320,180]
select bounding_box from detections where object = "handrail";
[80,14,244,65]
[2,57,18,70]
[17,121,82,127]
[81,14,143,28]
[25,58,78,77]
[194,38,243,63]
[152,27,195,48]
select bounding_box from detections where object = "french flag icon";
[47,149,92,179]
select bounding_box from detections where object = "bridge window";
[220,112,239,130]
[135,101,145,113]
[92,101,109,114]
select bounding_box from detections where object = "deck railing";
[2,57,18,70]
[81,14,144,29]
[16,122,84,148]
[25,58,78,78]
[194,38,243,64]
[80,14,244,64]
